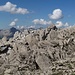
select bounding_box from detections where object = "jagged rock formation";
[0,25,75,75]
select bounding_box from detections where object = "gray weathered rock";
[35,53,51,72]
[1,25,75,75]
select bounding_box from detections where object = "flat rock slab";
[36,53,51,71]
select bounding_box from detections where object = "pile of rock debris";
[0,25,75,75]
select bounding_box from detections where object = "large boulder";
[35,53,51,72]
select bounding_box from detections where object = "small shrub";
[71,73,75,75]
[67,64,73,69]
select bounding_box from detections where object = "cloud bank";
[32,19,53,25]
[28,25,35,29]
[55,21,69,28]
[0,2,29,14]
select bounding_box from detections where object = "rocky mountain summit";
[0,25,75,75]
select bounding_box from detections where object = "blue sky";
[0,0,75,29]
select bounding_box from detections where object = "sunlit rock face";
[1,25,75,75]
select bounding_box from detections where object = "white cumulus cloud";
[20,26,25,29]
[28,25,35,28]
[14,18,18,22]
[32,19,53,25]
[55,21,63,28]
[55,21,70,28]
[64,22,69,27]
[17,26,20,29]
[10,18,18,27]
[0,2,29,14]
[48,9,63,20]
[17,25,25,29]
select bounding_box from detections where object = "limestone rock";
[0,25,75,75]
[36,53,51,72]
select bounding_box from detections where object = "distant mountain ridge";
[0,27,20,39]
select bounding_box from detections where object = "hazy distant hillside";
[0,27,20,39]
